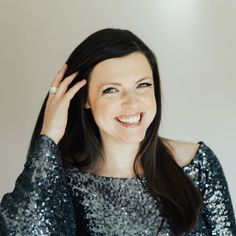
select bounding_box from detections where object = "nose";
[121,92,139,110]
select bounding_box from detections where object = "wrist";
[40,131,60,145]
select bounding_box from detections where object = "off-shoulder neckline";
[181,141,205,169]
[74,141,205,181]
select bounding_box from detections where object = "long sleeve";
[200,145,236,235]
[0,134,77,235]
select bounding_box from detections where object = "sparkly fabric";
[0,135,236,235]
[0,135,76,235]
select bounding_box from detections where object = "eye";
[137,83,152,88]
[102,83,153,94]
[102,87,118,94]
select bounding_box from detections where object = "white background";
[0,0,235,211]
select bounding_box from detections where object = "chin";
[119,134,145,143]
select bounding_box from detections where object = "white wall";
[1,0,235,211]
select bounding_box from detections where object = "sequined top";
[0,135,236,235]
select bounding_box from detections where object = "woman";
[0,28,235,235]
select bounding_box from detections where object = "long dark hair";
[27,28,202,235]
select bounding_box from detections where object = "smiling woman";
[84,52,156,147]
[0,28,235,235]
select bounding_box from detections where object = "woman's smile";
[115,112,143,128]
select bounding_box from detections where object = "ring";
[49,86,58,94]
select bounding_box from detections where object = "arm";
[0,134,77,235]
[201,144,236,235]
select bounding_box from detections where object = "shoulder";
[160,137,201,168]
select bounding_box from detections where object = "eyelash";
[102,83,153,94]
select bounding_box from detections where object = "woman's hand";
[40,64,87,144]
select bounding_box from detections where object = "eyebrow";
[98,77,153,89]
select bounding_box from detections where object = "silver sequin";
[0,135,236,235]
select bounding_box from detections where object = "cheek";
[144,94,157,121]
[144,93,156,109]
[91,99,116,122]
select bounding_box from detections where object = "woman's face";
[85,52,157,144]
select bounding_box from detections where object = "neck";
[92,137,143,178]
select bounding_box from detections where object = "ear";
[84,101,90,109]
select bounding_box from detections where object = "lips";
[116,116,143,128]
[116,112,142,120]
[115,112,143,128]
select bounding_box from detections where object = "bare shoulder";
[160,137,201,168]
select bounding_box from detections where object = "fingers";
[51,64,68,87]
[48,64,86,102]
[48,64,68,99]
[55,71,79,97]
[64,79,87,100]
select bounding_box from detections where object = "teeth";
[117,113,141,124]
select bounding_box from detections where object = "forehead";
[89,52,153,85]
